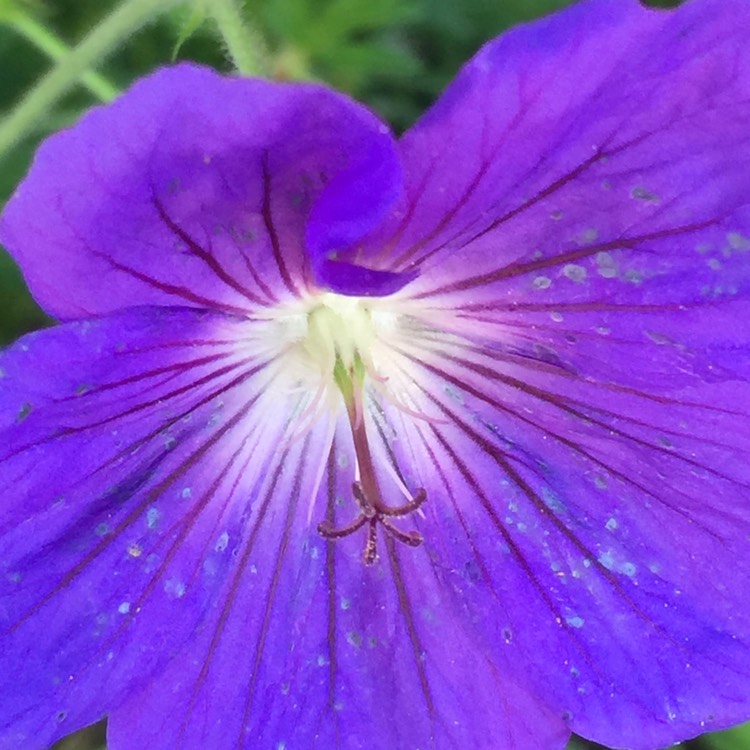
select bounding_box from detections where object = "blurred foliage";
[0,0,746,748]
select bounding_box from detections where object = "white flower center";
[239,291,451,563]
[302,292,378,377]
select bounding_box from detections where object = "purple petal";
[0,64,401,320]
[343,1,750,745]
[305,125,418,295]
[0,313,568,749]
[365,0,750,310]
[372,321,750,748]
[4,0,750,747]
[107,413,567,750]
[0,307,321,747]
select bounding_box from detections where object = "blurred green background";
[0,0,746,748]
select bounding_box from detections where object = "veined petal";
[365,0,750,310]
[107,413,567,750]
[0,307,323,747]
[367,305,750,749]
[339,8,750,743]
[0,65,402,320]
[0,309,568,750]
[3,1,750,748]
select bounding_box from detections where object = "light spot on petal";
[17,402,33,422]
[346,631,363,648]
[625,269,643,285]
[117,602,131,615]
[595,251,618,278]
[533,275,552,290]
[728,231,750,251]
[164,578,186,598]
[577,228,599,245]
[598,551,615,570]
[215,531,230,552]
[565,615,585,629]
[146,507,161,529]
[562,264,587,283]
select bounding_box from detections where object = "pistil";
[318,357,427,564]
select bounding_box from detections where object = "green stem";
[0,0,179,161]
[209,0,269,77]
[6,9,118,102]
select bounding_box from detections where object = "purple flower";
[2,0,750,747]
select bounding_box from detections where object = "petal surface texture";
[0,311,565,749]
[363,0,750,746]
[0,64,403,319]
[1,0,750,749]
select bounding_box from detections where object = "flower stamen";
[318,481,426,565]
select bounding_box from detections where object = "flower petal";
[369,308,750,748]
[351,6,750,742]
[367,0,750,309]
[0,309,568,750]
[305,121,417,296]
[0,64,401,320]
[107,414,567,750]
[0,307,315,746]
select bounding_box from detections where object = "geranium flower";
[2,0,750,748]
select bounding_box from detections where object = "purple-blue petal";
[0,64,402,319]
[304,124,418,295]
[106,413,567,750]
[0,316,568,749]
[365,0,750,309]
[353,0,750,745]
[0,308,306,746]
[374,327,750,748]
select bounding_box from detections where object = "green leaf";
[170,1,208,60]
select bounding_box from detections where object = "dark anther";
[318,482,427,565]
